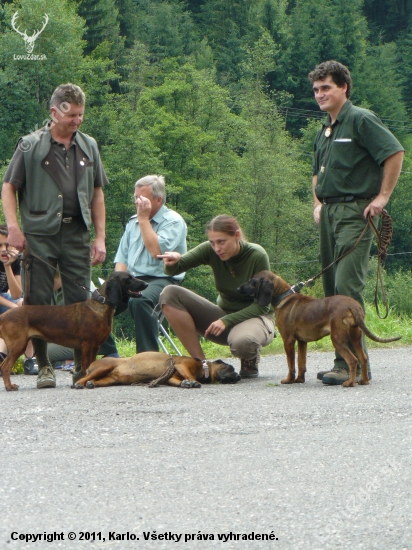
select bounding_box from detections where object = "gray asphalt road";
[1,347,411,550]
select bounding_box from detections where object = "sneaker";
[239,356,259,378]
[24,356,39,375]
[36,366,56,389]
[318,368,372,382]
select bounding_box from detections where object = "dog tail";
[354,310,402,343]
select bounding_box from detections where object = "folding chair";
[158,312,182,356]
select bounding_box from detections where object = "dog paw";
[294,377,305,383]
[281,378,295,384]
[70,383,84,389]
[342,381,355,387]
[180,380,201,388]
[5,384,19,391]
[85,381,95,389]
[358,379,370,386]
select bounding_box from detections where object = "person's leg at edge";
[228,316,275,378]
[321,201,375,385]
[58,220,90,384]
[24,233,57,388]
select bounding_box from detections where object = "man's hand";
[7,226,26,252]
[91,236,106,266]
[157,251,181,266]
[314,204,322,224]
[136,196,152,220]
[363,195,388,218]
[204,319,226,338]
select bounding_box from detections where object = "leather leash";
[292,210,392,319]
[148,356,176,388]
[10,250,105,303]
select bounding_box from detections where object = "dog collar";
[272,289,295,307]
[201,359,210,379]
[92,289,106,304]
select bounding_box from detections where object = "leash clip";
[291,281,305,293]
[92,289,106,304]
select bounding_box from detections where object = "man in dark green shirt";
[308,60,404,385]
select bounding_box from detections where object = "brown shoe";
[239,356,259,378]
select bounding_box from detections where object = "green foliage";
[1,0,412,351]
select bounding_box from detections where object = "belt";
[62,214,82,223]
[319,195,373,204]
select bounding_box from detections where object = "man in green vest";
[2,83,107,389]
[309,60,404,385]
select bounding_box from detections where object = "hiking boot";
[239,356,259,378]
[37,366,56,389]
[318,368,372,382]
[322,367,372,385]
[24,356,39,375]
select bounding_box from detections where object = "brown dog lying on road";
[0,272,148,392]
[238,270,401,387]
[71,351,241,389]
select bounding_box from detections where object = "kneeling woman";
[158,215,275,378]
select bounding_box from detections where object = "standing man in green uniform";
[308,60,404,385]
[2,83,107,389]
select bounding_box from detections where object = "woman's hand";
[204,319,226,338]
[157,251,181,266]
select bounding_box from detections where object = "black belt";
[319,195,373,204]
[62,214,82,223]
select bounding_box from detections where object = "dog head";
[209,359,241,384]
[238,270,276,307]
[103,272,148,306]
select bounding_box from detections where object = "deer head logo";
[11,12,49,54]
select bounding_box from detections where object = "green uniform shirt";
[164,240,274,328]
[313,100,404,199]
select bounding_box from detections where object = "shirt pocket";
[330,140,357,171]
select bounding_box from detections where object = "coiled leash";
[291,210,393,319]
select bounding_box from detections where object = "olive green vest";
[19,127,100,235]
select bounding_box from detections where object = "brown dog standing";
[0,272,148,391]
[238,270,401,387]
[71,352,241,389]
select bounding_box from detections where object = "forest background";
[1,0,412,341]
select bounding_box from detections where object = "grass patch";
[121,301,410,359]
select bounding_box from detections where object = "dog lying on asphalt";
[238,270,401,387]
[0,272,148,391]
[71,351,241,389]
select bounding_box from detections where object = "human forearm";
[139,219,161,257]
[4,266,22,299]
[1,183,25,249]
[90,187,106,265]
[91,187,106,240]
[312,175,322,224]
[364,151,404,217]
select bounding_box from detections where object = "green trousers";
[319,200,377,370]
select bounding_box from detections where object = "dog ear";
[105,277,123,306]
[256,279,274,307]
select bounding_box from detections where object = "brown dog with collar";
[238,270,401,387]
[71,351,241,389]
[0,272,148,391]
